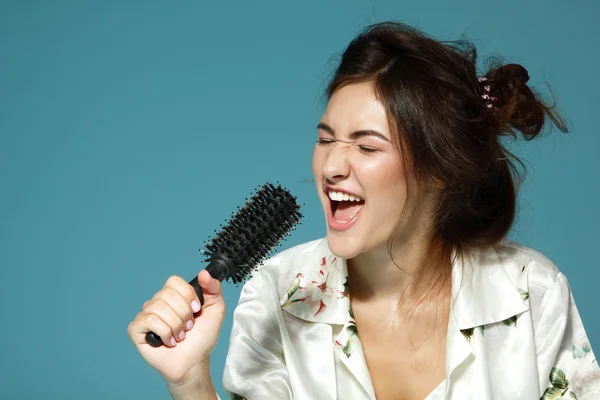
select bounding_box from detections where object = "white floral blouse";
[218,238,599,399]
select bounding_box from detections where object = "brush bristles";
[201,183,303,283]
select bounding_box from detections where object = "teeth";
[328,190,363,202]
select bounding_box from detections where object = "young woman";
[128,22,599,399]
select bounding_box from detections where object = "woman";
[127,22,599,399]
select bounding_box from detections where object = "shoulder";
[261,238,323,268]
[253,237,323,276]
[489,240,574,328]
[241,237,325,295]
[492,239,567,293]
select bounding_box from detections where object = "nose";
[322,143,351,183]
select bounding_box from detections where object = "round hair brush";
[145,182,303,347]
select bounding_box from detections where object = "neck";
[345,186,451,306]
[347,232,450,307]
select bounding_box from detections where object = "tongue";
[333,201,364,221]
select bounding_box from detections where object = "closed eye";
[317,139,378,154]
[316,138,335,145]
[358,146,377,154]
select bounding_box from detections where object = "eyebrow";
[316,122,390,142]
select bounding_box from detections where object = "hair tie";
[478,77,498,110]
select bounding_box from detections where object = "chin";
[325,230,366,259]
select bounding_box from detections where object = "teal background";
[1,0,597,398]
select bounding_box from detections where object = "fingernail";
[186,320,193,330]
[170,337,176,347]
[178,331,185,340]
[191,300,200,313]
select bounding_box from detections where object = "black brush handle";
[145,252,236,347]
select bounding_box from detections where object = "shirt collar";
[279,237,529,330]
[279,238,349,325]
[450,244,529,330]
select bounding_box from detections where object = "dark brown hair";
[326,21,568,300]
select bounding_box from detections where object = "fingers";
[128,275,202,347]
[145,296,186,343]
[129,311,177,347]
[196,270,223,307]
[164,275,202,313]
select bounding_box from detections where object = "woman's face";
[312,81,414,259]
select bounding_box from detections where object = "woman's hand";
[128,270,226,386]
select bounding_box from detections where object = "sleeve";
[535,272,600,400]
[220,266,293,400]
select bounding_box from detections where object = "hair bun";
[499,63,530,87]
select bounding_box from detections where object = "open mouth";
[328,190,365,223]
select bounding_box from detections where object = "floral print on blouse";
[219,238,600,400]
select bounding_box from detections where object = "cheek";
[381,156,407,187]
[359,156,405,187]
[362,158,408,210]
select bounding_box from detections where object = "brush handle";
[145,253,236,347]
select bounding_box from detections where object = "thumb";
[197,269,223,307]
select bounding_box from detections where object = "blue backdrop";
[1,1,597,398]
